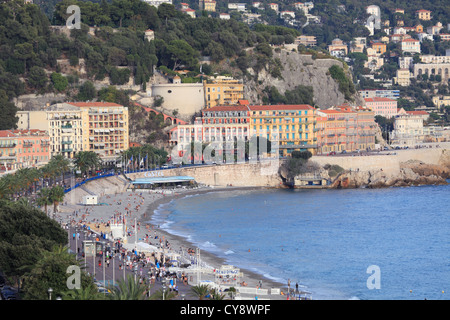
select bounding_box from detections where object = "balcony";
[61,141,73,144]
[61,124,73,129]
[0,143,16,148]
[62,148,73,153]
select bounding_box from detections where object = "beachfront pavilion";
[130,176,197,190]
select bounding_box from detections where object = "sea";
[151,183,450,300]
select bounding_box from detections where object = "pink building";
[0,129,50,172]
[364,97,398,118]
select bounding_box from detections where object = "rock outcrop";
[330,160,449,189]
[244,49,364,108]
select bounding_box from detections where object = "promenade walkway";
[67,224,199,300]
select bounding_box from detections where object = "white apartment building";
[143,0,172,7]
[391,114,424,146]
[401,39,421,54]
[420,55,450,64]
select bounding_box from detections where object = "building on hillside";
[204,77,244,109]
[144,30,154,42]
[219,13,230,20]
[413,63,450,80]
[269,3,279,12]
[394,68,412,86]
[401,38,421,54]
[416,9,431,21]
[391,113,424,146]
[371,41,387,55]
[328,38,348,57]
[295,35,317,47]
[420,55,450,64]
[364,97,398,118]
[151,81,205,117]
[397,108,430,121]
[200,0,216,11]
[143,0,172,8]
[0,129,50,172]
[358,89,400,100]
[427,22,443,35]
[432,95,450,108]
[228,3,246,11]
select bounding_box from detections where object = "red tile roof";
[0,130,16,138]
[406,111,429,115]
[249,104,314,111]
[364,97,396,102]
[204,105,250,112]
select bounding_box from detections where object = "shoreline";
[138,186,290,294]
[62,185,291,299]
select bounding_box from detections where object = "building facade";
[17,102,129,163]
[391,114,424,146]
[204,77,244,109]
[0,129,50,172]
[364,97,398,118]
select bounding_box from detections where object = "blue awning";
[131,176,195,185]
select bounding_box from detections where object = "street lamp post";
[162,278,167,300]
[48,288,53,300]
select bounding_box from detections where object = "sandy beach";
[60,184,291,299]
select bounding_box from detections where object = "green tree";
[108,274,148,300]
[166,39,198,70]
[77,81,96,101]
[0,91,19,130]
[28,66,48,92]
[21,245,93,300]
[0,200,67,289]
[36,187,52,216]
[50,72,68,92]
[74,151,102,177]
[49,185,65,214]
[191,284,210,300]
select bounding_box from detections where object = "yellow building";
[17,102,129,164]
[248,104,317,157]
[416,9,431,21]
[68,102,129,164]
[201,0,216,12]
[204,77,244,109]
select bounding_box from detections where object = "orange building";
[371,41,387,55]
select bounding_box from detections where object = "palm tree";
[149,288,178,300]
[49,154,71,184]
[74,151,102,178]
[36,187,52,216]
[209,288,226,300]
[108,274,148,300]
[0,176,12,200]
[49,185,65,215]
[191,284,210,300]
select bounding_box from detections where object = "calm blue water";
[151,183,450,300]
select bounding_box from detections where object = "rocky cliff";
[330,160,450,189]
[244,49,364,108]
